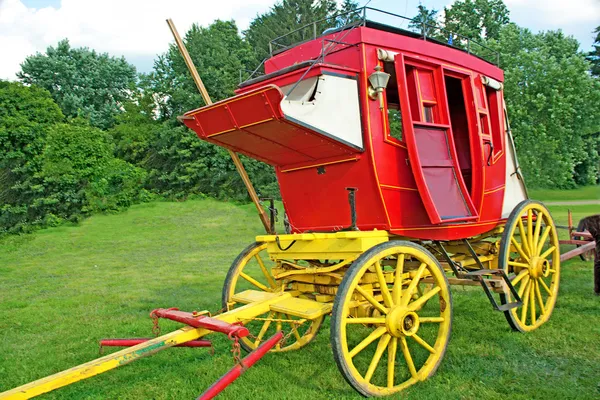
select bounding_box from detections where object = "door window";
[382,61,403,143]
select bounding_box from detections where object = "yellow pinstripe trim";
[206,118,276,138]
[280,157,358,173]
[380,184,418,191]
[240,117,275,129]
[186,87,277,117]
[207,127,236,137]
[484,185,505,195]
[383,137,407,149]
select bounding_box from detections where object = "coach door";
[395,56,479,224]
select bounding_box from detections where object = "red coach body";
[182,21,525,240]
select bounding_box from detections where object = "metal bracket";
[435,241,466,278]
[461,239,522,311]
[465,269,523,312]
[261,197,278,234]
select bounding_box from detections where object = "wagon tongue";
[178,84,361,167]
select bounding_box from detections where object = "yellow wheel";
[222,242,323,352]
[499,200,560,332]
[331,241,452,397]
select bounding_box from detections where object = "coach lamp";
[368,65,391,110]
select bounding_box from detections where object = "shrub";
[38,122,147,220]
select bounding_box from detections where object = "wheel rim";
[502,203,560,332]
[333,243,452,396]
[222,243,322,352]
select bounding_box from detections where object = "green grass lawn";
[1,200,599,399]
[529,185,600,202]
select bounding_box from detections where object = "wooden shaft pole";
[166,18,271,233]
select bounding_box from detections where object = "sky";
[0,0,598,80]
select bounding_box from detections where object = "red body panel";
[183,26,509,240]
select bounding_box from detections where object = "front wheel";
[331,241,452,397]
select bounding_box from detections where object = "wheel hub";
[530,256,550,279]
[386,306,420,337]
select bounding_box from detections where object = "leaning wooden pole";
[166,18,271,233]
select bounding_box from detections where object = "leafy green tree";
[587,26,600,77]
[110,73,159,166]
[336,0,361,27]
[18,39,137,130]
[409,5,440,38]
[244,0,338,62]
[443,0,509,41]
[492,24,600,188]
[151,20,256,120]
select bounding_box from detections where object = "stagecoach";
[1,8,563,399]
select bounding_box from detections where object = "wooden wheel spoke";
[511,269,529,286]
[408,286,441,311]
[510,237,531,263]
[532,211,544,255]
[539,277,553,296]
[399,337,418,379]
[539,246,557,260]
[239,271,270,292]
[349,327,387,358]
[387,337,398,388]
[527,209,534,255]
[255,311,274,345]
[537,226,551,255]
[518,218,532,257]
[411,333,436,354]
[518,276,530,298]
[510,236,529,261]
[520,281,531,324]
[508,260,530,269]
[365,334,392,383]
[420,317,445,323]
[255,254,276,288]
[530,280,536,323]
[275,312,283,350]
[345,317,386,325]
[356,286,388,315]
[392,255,405,305]
[401,263,427,307]
[534,280,546,315]
[374,260,394,308]
[285,313,302,341]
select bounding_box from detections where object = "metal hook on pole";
[166,18,272,234]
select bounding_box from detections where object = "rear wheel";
[222,242,323,352]
[331,241,452,397]
[499,200,560,332]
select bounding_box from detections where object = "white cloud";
[1,0,597,80]
[504,0,600,26]
[0,0,276,80]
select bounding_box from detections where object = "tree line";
[1,0,599,234]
